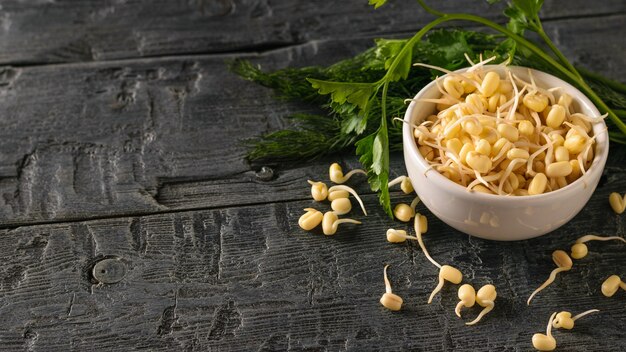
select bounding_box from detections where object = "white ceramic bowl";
[403,65,609,241]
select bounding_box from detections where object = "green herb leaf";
[355,133,375,170]
[307,79,377,111]
[341,108,369,135]
[512,0,543,20]
[504,0,543,33]
[372,132,385,174]
[367,39,406,71]
[368,0,387,9]
[423,29,473,68]
[385,44,413,82]
[356,128,391,216]
[504,6,528,34]
[229,59,326,102]
[244,114,349,162]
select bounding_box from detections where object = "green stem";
[609,131,626,144]
[536,28,583,81]
[615,109,626,119]
[382,16,448,83]
[586,89,626,133]
[416,0,444,17]
[578,66,626,95]
[379,81,391,216]
[377,15,448,136]
[381,82,389,132]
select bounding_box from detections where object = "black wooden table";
[0,1,624,351]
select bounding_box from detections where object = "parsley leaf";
[368,0,387,9]
[423,29,473,69]
[504,0,544,33]
[385,42,413,82]
[512,0,544,20]
[356,127,391,215]
[307,79,377,111]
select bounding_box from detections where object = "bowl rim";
[402,64,609,204]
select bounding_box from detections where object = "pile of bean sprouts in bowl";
[402,60,609,241]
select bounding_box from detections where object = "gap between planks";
[0,190,409,230]
[2,11,625,70]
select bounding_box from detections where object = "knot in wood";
[92,258,126,284]
[255,166,275,181]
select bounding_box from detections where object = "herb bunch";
[231,0,626,217]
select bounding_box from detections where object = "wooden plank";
[0,186,624,351]
[542,15,626,79]
[0,15,624,227]
[0,1,623,65]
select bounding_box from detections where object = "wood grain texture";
[0,0,623,65]
[0,182,624,351]
[0,15,624,227]
[0,1,625,351]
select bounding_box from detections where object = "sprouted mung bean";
[327,189,349,201]
[388,175,415,194]
[465,284,497,326]
[429,265,463,304]
[380,265,403,311]
[570,234,626,259]
[532,312,557,351]
[410,63,604,196]
[307,180,328,201]
[321,211,361,235]
[328,185,368,215]
[385,217,430,244]
[393,196,420,222]
[609,192,626,214]
[298,208,323,231]
[601,275,626,297]
[329,163,367,184]
[527,250,573,305]
[552,309,599,330]
[386,228,408,243]
[455,284,476,317]
[569,243,588,260]
[384,229,423,243]
[330,197,352,215]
